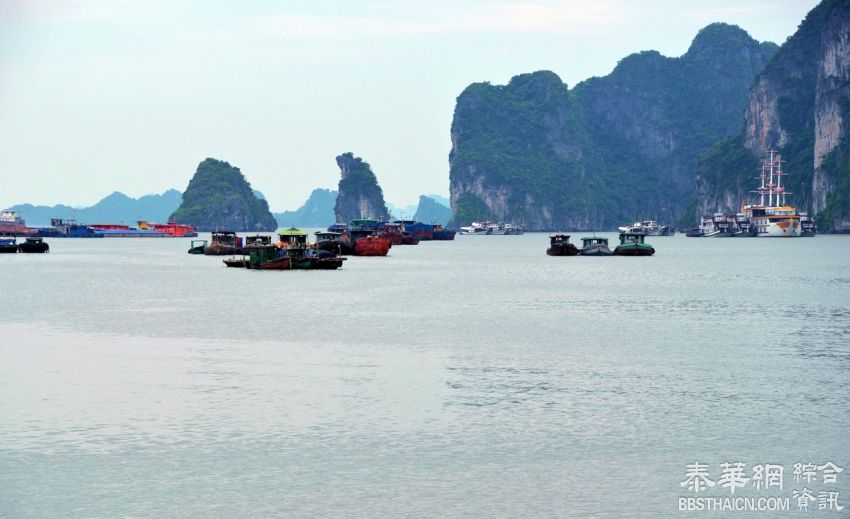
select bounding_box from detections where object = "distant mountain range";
[8,185,452,230]
[273,188,338,228]
[8,190,183,227]
[274,188,451,228]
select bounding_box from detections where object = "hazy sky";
[0,0,819,212]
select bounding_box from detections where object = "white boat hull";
[759,219,801,237]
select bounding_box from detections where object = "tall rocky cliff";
[696,0,850,231]
[449,23,776,230]
[333,153,389,223]
[170,158,277,231]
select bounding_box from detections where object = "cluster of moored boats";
[547,233,655,257]
[459,221,524,235]
[0,237,50,253]
[189,220,456,270]
[686,150,815,238]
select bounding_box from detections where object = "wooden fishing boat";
[579,236,613,256]
[315,231,355,255]
[17,237,50,253]
[614,232,655,256]
[223,257,246,268]
[244,242,346,270]
[204,231,243,255]
[546,234,579,256]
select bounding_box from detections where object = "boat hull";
[18,243,49,253]
[0,245,18,253]
[580,245,614,256]
[317,240,355,255]
[223,258,246,268]
[204,244,243,255]
[432,230,456,240]
[759,219,802,237]
[354,237,390,256]
[546,244,579,256]
[614,244,655,256]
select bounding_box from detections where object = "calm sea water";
[1,233,848,518]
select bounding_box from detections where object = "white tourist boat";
[743,150,801,237]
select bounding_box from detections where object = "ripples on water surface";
[1,234,849,518]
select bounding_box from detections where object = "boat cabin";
[581,236,608,247]
[211,231,239,245]
[619,232,646,244]
[549,234,572,245]
[315,231,342,243]
[277,227,308,246]
[245,235,272,246]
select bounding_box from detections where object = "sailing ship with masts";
[743,149,802,237]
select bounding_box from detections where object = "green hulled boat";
[614,232,655,256]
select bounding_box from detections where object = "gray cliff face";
[813,5,850,213]
[333,153,389,223]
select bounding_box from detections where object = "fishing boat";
[0,237,18,253]
[276,227,309,247]
[546,234,579,256]
[188,239,207,254]
[579,236,614,256]
[431,225,456,240]
[404,222,434,241]
[17,237,49,253]
[243,242,346,270]
[614,232,655,256]
[401,232,420,245]
[316,231,355,255]
[204,231,243,255]
[223,257,246,268]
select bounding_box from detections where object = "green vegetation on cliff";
[334,153,389,222]
[413,195,452,226]
[170,158,277,231]
[450,23,776,229]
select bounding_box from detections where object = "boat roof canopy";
[277,227,307,236]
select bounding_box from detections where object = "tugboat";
[614,232,655,256]
[204,231,243,255]
[579,236,614,256]
[18,237,50,253]
[0,237,18,253]
[546,234,579,256]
